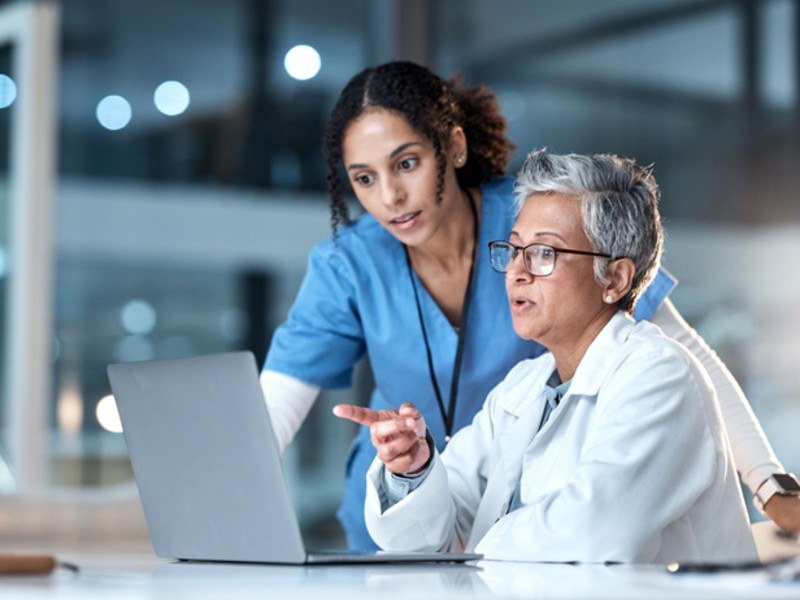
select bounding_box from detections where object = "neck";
[407,188,477,269]
[549,308,617,382]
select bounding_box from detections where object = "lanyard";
[404,189,478,442]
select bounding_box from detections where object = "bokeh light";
[154,80,190,116]
[0,246,8,278]
[284,45,321,80]
[120,299,157,335]
[96,95,132,130]
[0,74,17,109]
[96,395,123,433]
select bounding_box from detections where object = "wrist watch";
[754,473,800,514]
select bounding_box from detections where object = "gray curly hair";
[513,149,664,314]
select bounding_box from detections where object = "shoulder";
[313,212,389,254]
[480,177,515,205]
[308,213,396,275]
[579,314,701,393]
[603,319,721,433]
[605,316,691,365]
[479,177,518,237]
[580,315,716,421]
[626,319,693,361]
[608,317,708,389]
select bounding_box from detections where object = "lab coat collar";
[568,311,636,398]
[496,311,636,418]
[496,355,554,418]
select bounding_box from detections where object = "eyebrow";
[346,141,424,171]
[509,230,568,243]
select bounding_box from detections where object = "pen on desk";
[0,554,79,575]
[0,554,56,575]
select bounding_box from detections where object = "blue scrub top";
[264,177,676,550]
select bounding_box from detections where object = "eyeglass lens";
[490,243,555,276]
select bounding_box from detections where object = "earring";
[605,295,613,303]
[457,156,465,165]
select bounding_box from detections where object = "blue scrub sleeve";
[264,244,366,389]
[632,267,677,323]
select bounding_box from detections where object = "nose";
[379,175,405,207]
[506,250,533,282]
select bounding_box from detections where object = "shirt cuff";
[378,429,435,513]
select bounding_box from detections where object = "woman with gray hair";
[334,150,757,563]
[510,150,664,315]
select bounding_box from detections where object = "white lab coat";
[365,312,758,564]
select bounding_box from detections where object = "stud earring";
[457,156,465,164]
[605,295,613,303]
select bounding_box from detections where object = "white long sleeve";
[259,369,320,454]
[650,298,782,493]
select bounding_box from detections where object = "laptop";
[107,351,481,565]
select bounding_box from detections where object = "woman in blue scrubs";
[262,61,799,550]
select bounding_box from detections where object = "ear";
[449,126,467,168]
[602,258,635,304]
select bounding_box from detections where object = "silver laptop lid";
[108,351,307,563]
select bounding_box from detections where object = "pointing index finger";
[332,404,381,426]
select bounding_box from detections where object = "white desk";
[2,552,800,599]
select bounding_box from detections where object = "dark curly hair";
[322,61,514,232]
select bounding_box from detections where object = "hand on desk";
[333,402,430,475]
[764,494,800,535]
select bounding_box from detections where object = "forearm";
[764,494,800,534]
[259,369,320,453]
[365,453,459,552]
[650,298,782,492]
[365,415,492,553]
[379,430,435,512]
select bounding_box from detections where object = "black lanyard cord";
[404,189,479,442]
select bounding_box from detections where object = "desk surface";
[1,552,800,600]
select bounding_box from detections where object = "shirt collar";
[545,370,571,403]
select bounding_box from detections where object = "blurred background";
[0,0,798,552]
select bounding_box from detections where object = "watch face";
[774,474,800,492]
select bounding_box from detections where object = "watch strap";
[754,473,800,514]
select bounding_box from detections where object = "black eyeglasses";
[488,240,611,277]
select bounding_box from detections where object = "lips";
[509,294,535,313]
[389,211,421,231]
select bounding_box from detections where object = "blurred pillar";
[240,270,271,369]
[795,0,800,120]
[0,1,60,493]
[239,0,277,187]
[740,0,759,112]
